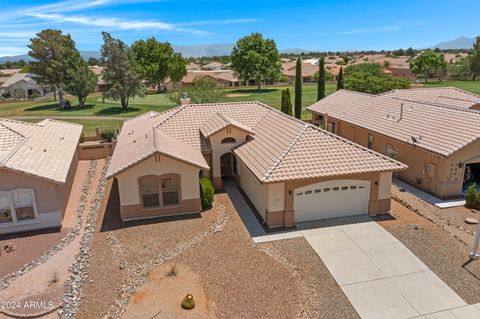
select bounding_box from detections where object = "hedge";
[199,177,214,210]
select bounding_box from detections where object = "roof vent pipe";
[398,102,404,122]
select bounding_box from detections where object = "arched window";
[221,137,236,144]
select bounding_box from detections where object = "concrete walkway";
[393,178,465,208]
[300,216,475,319]
[225,186,266,237]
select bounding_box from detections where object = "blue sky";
[0,0,478,56]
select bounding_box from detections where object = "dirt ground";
[78,183,299,318]
[0,161,92,278]
[377,198,480,304]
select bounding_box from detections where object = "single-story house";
[201,61,225,71]
[380,87,480,110]
[282,63,319,83]
[0,119,82,234]
[107,101,405,227]
[89,65,107,92]
[307,89,480,198]
[0,73,46,99]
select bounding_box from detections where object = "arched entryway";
[220,152,233,177]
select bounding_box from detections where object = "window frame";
[0,189,39,227]
[138,174,182,209]
[221,137,236,144]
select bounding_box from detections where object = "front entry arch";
[220,152,233,177]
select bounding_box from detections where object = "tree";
[406,47,416,57]
[345,73,410,94]
[62,48,97,107]
[448,57,472,80]
[337,67,344,90]
[100,32,146,111]
[471,36,480,80]
[132,38,187,92]
[294,57,302,119]
[28,29,75,102]
[281,88,292,116]
[317,57,326,101]
[345,63,384,76]
[87,57,100,66]
[230,32,281,89]
[168,77,225,104]
[409,51,447,83]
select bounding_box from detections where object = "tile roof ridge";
[39,118,83,127]
[0,121,25,138]
[154,105,188,128]
[262,124,309,182]
[387,96,480,114]
[306,123,406,167]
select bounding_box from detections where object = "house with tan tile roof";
[380,87,480,110]
[0,119,82,234]
[308,89,480,198]
[108,101,405,227]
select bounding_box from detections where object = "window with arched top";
[221,137,236,144]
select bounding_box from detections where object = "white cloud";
[337,25,401,35]
[28,12,210,35]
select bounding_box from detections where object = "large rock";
[465,218,479,225]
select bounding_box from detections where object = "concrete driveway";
[298,216,480,319]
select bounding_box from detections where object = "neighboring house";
[381,87,480,110]
[0,73,46,99]
[107,101,405,228]
[282,63,318,83]
[0,69,22,77]
[201,61,225,70]
[307,89,480,198]
[0,119,82,234]
[89,65,106,92]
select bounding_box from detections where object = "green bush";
[465,183,480,209]
[30,92,41,99]
[199,177,214,210]
[100,128,117,142]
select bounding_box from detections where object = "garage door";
[294,179,370,222]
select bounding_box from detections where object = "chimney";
[180,97,191,106]
[323,112,329,129]
[180,92,190,106]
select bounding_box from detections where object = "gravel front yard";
[78,183,302,318]
[378,199,480,304]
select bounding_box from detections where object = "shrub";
[199,177,214,210]
[30,92,41,99]
[100,128,117,142]
[465,183,480,209]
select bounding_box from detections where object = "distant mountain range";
[430,36,475,49]
[0,44,312,63]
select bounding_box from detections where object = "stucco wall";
[237,158,266,218]
[266,183,285,213]
[378,172,392,200]
[208,126,250,179]
[55,150,79,216]
[115,154,201,206]
[0,169,63,234]
[0,169,60,214]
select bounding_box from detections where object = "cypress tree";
[294,57,302,119]
[280,89,287,114]
[317,57,326,100]
[337,66,344,90]
[285,88,292,116]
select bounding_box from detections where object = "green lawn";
[0,93,176,118]
[22,118,124,136]
[421,80,480,94]
[225,83,337,119]
[1,79,478,133]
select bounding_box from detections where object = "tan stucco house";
[107,101,405,227]
[308,89,480,198]
[0,119,81,234]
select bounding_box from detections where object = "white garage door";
[294,179,370,222]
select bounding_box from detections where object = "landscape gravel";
[0,160,97,291]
